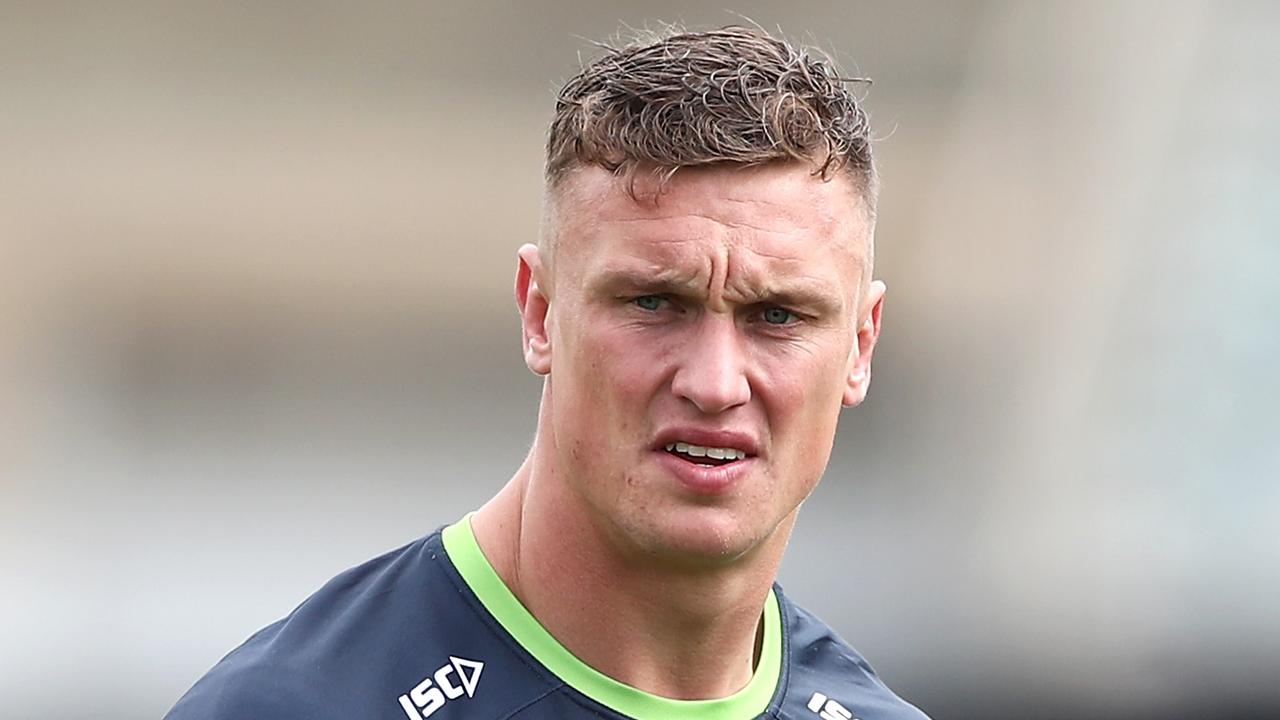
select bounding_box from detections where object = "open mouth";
[663,442,749,467]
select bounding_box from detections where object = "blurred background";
[2,1,1278,718]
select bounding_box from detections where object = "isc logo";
[397,656,484,719]
[807,691,858,720]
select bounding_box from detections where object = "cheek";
[755,343,848,453]
[557,320,669,440]
[585,318,677,389]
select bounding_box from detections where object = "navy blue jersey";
[166,516,929,720]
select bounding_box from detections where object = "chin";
[622,508,775,568]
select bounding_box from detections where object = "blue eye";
[634,295,664,311]
[762,307,796,325]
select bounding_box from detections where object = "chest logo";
[807,691,858,720]
[397,656,484,719]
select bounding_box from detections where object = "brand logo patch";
[397,656,484,719]
[808,691,858,720]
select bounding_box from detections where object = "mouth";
[652,431,758,494]
[663,442,750,467]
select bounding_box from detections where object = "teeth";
[664,442,746,461]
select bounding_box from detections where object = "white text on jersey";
[398,656,484,719]
[807,691,859,720]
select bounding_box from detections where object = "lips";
[651,427,760,493]
[653,428,760,458]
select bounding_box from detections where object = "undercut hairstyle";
[545,25,877,205]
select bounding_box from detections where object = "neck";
[471,449,793,701]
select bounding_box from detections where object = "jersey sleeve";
[164,638,321,720]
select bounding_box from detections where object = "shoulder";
[164,649,316,720]
[776,588,932,720]
[165,532,456,720]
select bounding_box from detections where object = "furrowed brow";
[589,268,702,298]
[587,268,846,316]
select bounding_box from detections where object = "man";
[167,26,929,720]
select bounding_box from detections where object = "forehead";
[548,164,871,289]
[554,163,865,226]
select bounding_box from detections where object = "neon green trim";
[441,514,782,720]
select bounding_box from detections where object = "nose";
[670,313,751,414]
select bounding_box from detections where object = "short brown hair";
[545,25,876,204]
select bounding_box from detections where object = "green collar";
[441,514,782,720]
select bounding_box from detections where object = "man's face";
[518,163,884,566]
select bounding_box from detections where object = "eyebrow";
[588,267,845,316]
[588,268,703,298]
[753,284,844,316]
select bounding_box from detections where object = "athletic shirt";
[165,516,930,720]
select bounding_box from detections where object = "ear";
[515,243,553,375]
[842,280,885,407]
